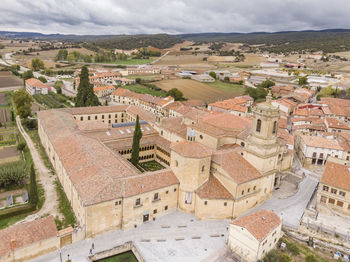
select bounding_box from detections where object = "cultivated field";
[0,146,19,164]
[154,79,245,103]
[155,54,214,70]
[0,72,23,89]
[0,108,11,124]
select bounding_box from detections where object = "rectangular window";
[166,190,169,194]
[80,116,83,121]
[323,185,329,192]
[320,196,327,203]
[204,201,207,205]
[224,202,227,206]
[165,205,168,211]
[339,191,346,197]
[185,192,192,204]
[135,198,141,206]
[153,209,157,214]
[95,115,97,120]
[88,116,91,120]
[331,188,337,194]
[102,115,105,119]
[337,201,344,207]
[328,198,335,204]
[154,193,159,200]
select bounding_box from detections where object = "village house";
[191,74,215,82]
[93,85,116,98]
[228,210,282,262]
[294,134,350,167]
[316,158,350,215]
[208,96,253,117]
[0,216,59,262]
[25,78,50,95]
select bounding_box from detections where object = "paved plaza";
[30,212,230,262]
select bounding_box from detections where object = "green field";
[121,84,166,97]
[97,251,138,262]
[205,80,245,95]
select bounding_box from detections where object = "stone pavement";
[30,212,230,262]
[247,176,318,229]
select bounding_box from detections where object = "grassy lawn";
[205,80,245,95]
[97,251,138,262]
[121,84,166,97]
[139,160,165,172]
[54,180,76,230]
[0,214,27,229]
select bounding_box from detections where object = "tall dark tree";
[130,115,143,167]
[29,164,38,208]
[76,66,100,107]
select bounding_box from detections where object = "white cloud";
[0,0,349,34]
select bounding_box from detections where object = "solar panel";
[112,120,147,128]
[22,191,29,203]
[119,130,125,134]
[145,127,150,131]
[141,128,144,132]
[7,194,13,206]
[126,129,131,133]
[106,131,111,136]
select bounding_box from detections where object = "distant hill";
[1,29,350,53]
[177,29,350,53]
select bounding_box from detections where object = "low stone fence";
[89,241,144,262]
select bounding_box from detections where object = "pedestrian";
[89,248,92,255]
[92,242,94,249]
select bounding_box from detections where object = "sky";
[1,0,350,35]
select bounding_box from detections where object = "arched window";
[175,160,178,167]
[201,165,205,172]
[240,142,245,147]
[256,119,262,132]
[272,121,277,134]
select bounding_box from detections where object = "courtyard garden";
[139,160,165,172]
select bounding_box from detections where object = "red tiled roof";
[231,210,281,242]
[0,216,57,257]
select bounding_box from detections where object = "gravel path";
[15,116,60,224]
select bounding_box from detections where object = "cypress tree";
[131,115,143,167]
[29,164,38,208]
[76,66,100,107]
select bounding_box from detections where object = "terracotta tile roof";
[122,170,179,197]
[231,210,281,242]
[94,85,116,92]
[77,120,109,132]
[159,117,187,138]
[126,105,156,123]
[37,109,141,205]
[325,117,350,130]
[278,129,294,146]
[25,78,50,89]
[170,141,212,158]
[0,216,57,257]
[279,118,287,129]
[212,150,262,184]
[196,176,233,199]
[201,113,251,131]
[112,88,134,96]
[321,161,350,191]
[299,135,345,150]
[209,97,249,112]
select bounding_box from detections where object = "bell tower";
[243,92,281,176]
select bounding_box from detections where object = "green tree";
[31,58,44,71]
[299,76,308,86]
[209,71,216,79]
[54,81,63,94]
[130,115,143,167]
[76,66,99,107]
[264,250,280,262]
[166,88,184,101]
[55,49,68,61]
[67,53,76,63]
[22,70,34,80]
[13,89,33,118]
[29,164,38,208]
[38,76,47,83]
[245,86,267,101]
[260,79,275,89]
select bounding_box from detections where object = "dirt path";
[15,116,60,224]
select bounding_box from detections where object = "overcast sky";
[1,0,350,35]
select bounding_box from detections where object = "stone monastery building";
[37,93,293,238]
